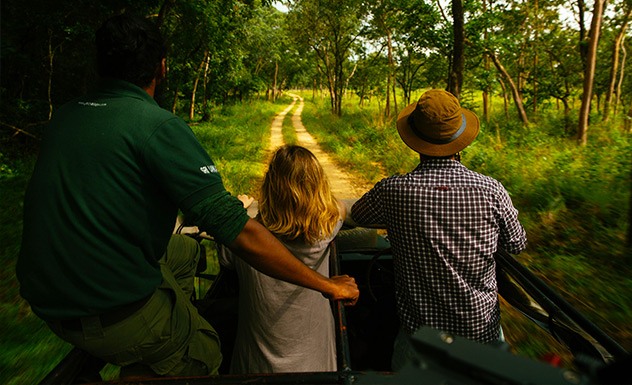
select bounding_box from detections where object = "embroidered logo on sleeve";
[200,165,218,174]
[78,102,107,107]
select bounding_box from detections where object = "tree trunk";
[202,52,211,121]
[482,54,491,122]
[345,61,358,100]
[577,0,588,70]
[578,0,607,145]
[626,99,632,133]
[47,29,55,121]
[448,0,464,98]
[314,46,339,115]
[603,6,631,122]
[482,0,490,123]
[334,51,344,116]
[392,75,398,118]
[385,29,393,117]
[533,0,539,114]
[272,61,279,102]
[491,53,529,125]
[564,80,572,133]
[155,0,176,29]
[562,97,571,132]
[385,71,390,116]
[533,56,538,114]
[498,77,509,120]
[518,49,526,91]
[189,53,207,121]
[171,83,180,113]
[616,35,627,114]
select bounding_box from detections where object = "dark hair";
[95,14,166,88]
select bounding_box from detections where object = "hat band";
[408,113,467,145]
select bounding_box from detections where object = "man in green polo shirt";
[16,14,359,378]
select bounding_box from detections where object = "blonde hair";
[259,145,340,244]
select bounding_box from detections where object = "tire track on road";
[269,96,297,151]
[270,94,371,199]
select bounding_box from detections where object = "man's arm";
[185,192,358,304]
[496,185,527,254]
[228,218,359,304]
[350,182,387,227]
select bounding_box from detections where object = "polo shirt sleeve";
[143,117,226,209]
[143,116,249,243]
[186,192,250,245]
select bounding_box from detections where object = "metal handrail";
[495,248,628,362]
[329,240,354,384]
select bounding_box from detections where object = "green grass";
[1,90,630,382]
[0,158,75,385]
[189,95,294,196]
[282,106,299,146]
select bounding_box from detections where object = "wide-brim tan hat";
[397,89,479,157]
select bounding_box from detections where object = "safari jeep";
[40,222,629,385]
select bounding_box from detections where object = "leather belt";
[59,294,151,331]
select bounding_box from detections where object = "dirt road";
[270,94,372,200]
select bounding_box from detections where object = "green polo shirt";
[17,79,249,320]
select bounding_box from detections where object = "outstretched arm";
[227,218,359,305]
[185,192,359,304]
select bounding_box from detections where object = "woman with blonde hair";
[221,144,345,374]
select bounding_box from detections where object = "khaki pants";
[48,234,222,377]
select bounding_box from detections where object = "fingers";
[237,194,255,208]
[329,275,359,306]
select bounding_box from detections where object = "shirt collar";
[98,78,158,106]
[415,158,464,171]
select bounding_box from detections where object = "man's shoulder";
[106,92,182,128]
[457,167,512,198]
[456,165,498,183]
[94,79,177,119]
[401,162,505,190]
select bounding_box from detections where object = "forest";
[0,0,631,383]
[2,0,632,136]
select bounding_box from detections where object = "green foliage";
[286,0,367,115]
[0,153,16,180]
[467,117,630,260]
[348,52,390,103]
[188,98,291,194]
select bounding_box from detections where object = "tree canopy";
[1,0,631,139]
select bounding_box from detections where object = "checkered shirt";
[351,159,527,343]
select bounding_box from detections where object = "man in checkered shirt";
[351,89,527,370]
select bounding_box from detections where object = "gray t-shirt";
[220,219,343,373]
